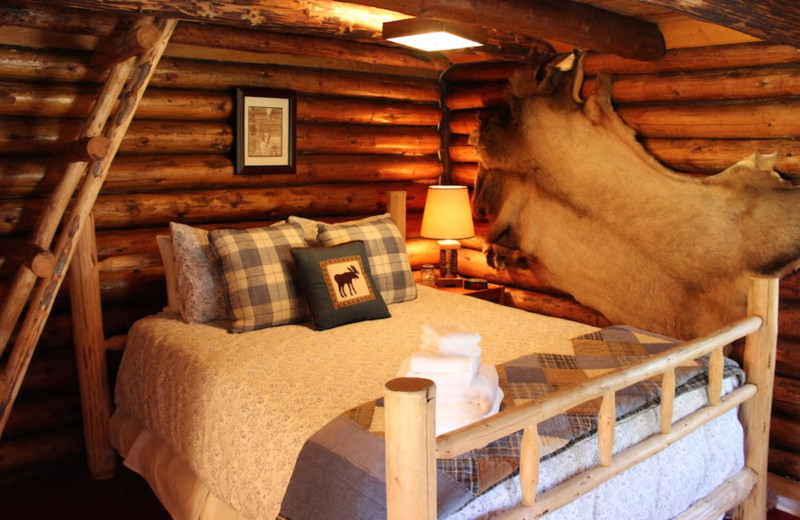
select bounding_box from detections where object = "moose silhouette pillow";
[292,240,390,330]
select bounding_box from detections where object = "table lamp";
[420,185,475,286]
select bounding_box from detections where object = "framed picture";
[235,87,296,174]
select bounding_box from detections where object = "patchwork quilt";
[277,326,745,520]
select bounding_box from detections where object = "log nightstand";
[430,282,505,305]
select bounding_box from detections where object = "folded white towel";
[409,350,479,375]
[397,358,474,386]
[421,324,481,346]
[421,340,482,359]
[435,364,499,405]
[435,388,504,436]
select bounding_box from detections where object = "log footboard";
[384,276,778,520]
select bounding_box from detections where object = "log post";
[387,190,407,240]
[733,276,779,520]
[384,377,436,520]
[68,213,117,479]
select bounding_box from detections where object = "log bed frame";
[0,9,779,518]
[384,276,778,520]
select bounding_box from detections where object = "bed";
[107,205,777,520]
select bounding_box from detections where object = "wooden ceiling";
[9,0,800,66]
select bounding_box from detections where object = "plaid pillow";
[209,223,309,332]
[316,214,417,304]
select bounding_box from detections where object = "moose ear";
[291,241,390,330]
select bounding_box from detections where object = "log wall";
[0,4,443,481]
[2,1,800,489]
[443,41,800,482]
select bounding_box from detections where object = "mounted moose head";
[472,56,800,339]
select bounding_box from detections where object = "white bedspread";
[112,285,744,519]
[114,286,595,518]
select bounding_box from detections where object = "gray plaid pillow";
[316,214,417,304]
[209,223,309,332]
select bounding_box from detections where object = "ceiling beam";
[636,0,800,49]
[20,0,665,61]
[338,0,667,60]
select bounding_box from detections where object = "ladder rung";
[90,23,160,69]
[1,239,56,278]
[60,136,110,163]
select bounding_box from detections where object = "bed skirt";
[110,410,246,520]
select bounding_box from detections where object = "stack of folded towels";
[398,324,503,436]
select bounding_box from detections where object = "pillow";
[316,214,417,304]
[155,235,181,314]
[291,241,390,330]
[209,222,309,332]
[287,215,323,246]
[170,222,231,324]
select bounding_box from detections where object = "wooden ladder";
[0,16,177,478]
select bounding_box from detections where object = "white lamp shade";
[420,185,475,240]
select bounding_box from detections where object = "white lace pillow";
[169,222,231,324]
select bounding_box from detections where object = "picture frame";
[235,87,297,175]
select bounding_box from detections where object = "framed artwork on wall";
[235,87,297,174]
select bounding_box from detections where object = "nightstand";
[430,282,505,305]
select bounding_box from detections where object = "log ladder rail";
[385,276,778,520]
[0,16,177,479]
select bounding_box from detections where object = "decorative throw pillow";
[170,222,231,324]
[291,241,390,330]
[209,222,309,333]
[316,214,417,304]
[155,235,181,314]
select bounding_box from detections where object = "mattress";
[111,285,744,519]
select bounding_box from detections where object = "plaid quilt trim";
[316,215,417,304]
[209,223,309,332]
[334,326,744,498]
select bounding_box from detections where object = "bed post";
[384,377,436,520]
[733,276,779,520]
[387,190,407,240]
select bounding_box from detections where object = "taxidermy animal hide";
[472,57,800,339]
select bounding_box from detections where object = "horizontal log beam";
[619,102,800,139]
[0,424,84,478]
[584,67,800,104]
[0,154,441,196]
[0,1,448,72]
[0,82,439,124]
[642,138,800,176]
[0,47,441,102]
[342,0,666,60]
[3,393,81,439]
[0,182,430,233]
[637,0,800,49]
[0,118,441,156]
[584,42,800,76]
[769,445,800,481]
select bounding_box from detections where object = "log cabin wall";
[0,3,445,480]
[443,41,800,483]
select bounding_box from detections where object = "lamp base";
[438,240,460,278]
[436,277,463,288]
